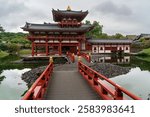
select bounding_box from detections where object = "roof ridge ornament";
[67,5,71,11]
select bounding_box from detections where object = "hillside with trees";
[0,25,31,57]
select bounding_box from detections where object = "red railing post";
[114,88,123,100]
[101,87,108,95]
[66,52,75,63]
[80,52,91,63]
[72,53,75,63]
[93,73,98,86]
[88,52,91,63]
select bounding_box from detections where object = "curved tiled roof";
[22,22,94,33]
[88,39,132,44]
[52,9,88,22]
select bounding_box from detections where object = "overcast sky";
[0,0,150,35]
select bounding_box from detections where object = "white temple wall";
[92,44,131,54]
[92,45,99,53]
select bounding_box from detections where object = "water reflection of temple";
[92,55,130,64]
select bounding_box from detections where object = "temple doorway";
[62,46,77,54]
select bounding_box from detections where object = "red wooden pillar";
[46,41,48,56]
[59,41,62,56]
[129,44,131,53]
[104,44,105,53]
[35,44,37,56]
[78,42,81,55]
[32,41,35,56]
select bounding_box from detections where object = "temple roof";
[88,39,132,44]
[52,9,88,22]
[22,22,94,33]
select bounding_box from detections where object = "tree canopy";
[0,25,5,32]
[0,32,30,54]
[85,20,126,39]
[0,32,29,44]
[85,20,103,38]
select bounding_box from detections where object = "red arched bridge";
[22,53,141,100]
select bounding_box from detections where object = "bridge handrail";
[78,61,141,100]
[66,52,75,63]
[80,52,91,63]
[22,63,53,100]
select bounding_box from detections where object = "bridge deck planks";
[45,64,101,100]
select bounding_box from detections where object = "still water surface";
[0,69,30,100]
[111,67,150,99]
[92,55,150,100]
[0,55,150,100]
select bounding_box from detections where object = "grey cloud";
[0,0,149,34]
[0,1,27,17]
[0,0,50,31]
[94,1,132,16]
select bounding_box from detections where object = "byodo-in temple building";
[22,6,132,56]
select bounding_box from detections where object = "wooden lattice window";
[100,47,103,50]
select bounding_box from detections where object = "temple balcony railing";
[59,20,82,27]
[27,35,86,41]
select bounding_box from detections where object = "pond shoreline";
[22,63,130,88]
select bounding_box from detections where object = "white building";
[87,39,132,54]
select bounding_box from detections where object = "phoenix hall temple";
[22,6,132,56]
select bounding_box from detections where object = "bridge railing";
[22,62,53,100]
[78,61,141,100]
[66,52,75,63]
[80,52,91,63]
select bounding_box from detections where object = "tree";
[0,43,8,51]
[142,40,150,48]
[0,25,5,32]
[7,43,21,55]
[99,33,109,39]
[85,20,103,38]
[113,33,125,39]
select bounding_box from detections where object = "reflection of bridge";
[22,54,141,100]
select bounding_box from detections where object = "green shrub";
[7,43,21,55]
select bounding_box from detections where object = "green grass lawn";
[140,48,150,56]
[19,49,31,55]
[136,48,150,62]
[0,49,31,57]
[0,51,9,58]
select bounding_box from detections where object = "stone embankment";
[22,66,46,88]
[22,63,130,88]
[89,63,130,78]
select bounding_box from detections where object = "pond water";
[92,55,150,100]
[0,55,150,100]
[0,69,30,100]
[0,55,48,100]
[111,67,150,100]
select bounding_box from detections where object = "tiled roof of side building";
[88,39,133,44]
[22,22,94,33]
